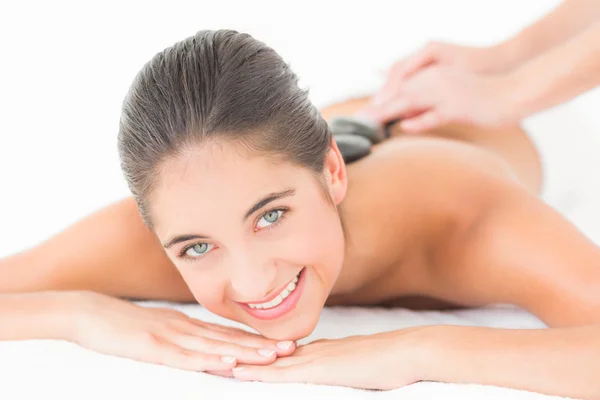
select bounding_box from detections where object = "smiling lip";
[241,270,301,305]
[239,267,307,321]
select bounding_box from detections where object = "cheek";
[285,208,345,276]
[177,268,228,307]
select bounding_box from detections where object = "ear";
[323,136,348,206]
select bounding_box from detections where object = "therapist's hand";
[385,41,511,80]
[359,65,520,133]
[368,41,514,108]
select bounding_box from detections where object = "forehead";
[150,142,313,231]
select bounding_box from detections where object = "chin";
[218,266,333,340]
[257,269,330,341]
[257,312,321,341]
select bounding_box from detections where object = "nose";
[228,250,278,302]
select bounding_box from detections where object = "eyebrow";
[162,188,296,249]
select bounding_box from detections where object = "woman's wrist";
[50,291,97,342]
[390,325,454,384]
[404,325,506,384]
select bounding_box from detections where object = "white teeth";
[248,270,302,309]
[272,295,283,306]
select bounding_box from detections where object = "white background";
[1,3,600,399]
[1,0,599,257]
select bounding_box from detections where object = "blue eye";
[256,209,285,229]
[184,243,213,258]
[179,208,288,262]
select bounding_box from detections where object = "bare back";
[320,96,545,309]
[319,96,542,194]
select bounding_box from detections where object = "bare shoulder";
[345,137,600,324]
[320,95,542,193]
[346,135,523,217]
[340,136,534,300]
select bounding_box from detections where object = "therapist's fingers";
[370,89,434,125]
[400,110,447,133]
[369,64,403,108]
[358,96,427,125]
[397,43,441,80]
[370,44,440,108]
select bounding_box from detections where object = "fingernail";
[258,348,275,357]
[232,367,245,372]
[276,341,293,350]
[221,356,236,364]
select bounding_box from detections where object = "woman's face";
[151,138,348,340]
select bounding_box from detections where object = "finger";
[180,321,296,356]
[214,333,296,357]
[153,307,188,317]
[184,319,260,339]
[369,58,410,109]
[400,47,438,80]
[152,340,238,372]
[370,74,403,109]
[232,362,320,384]
[400,110,446,133]
[205,370,234,378]
[375,95,431,125]
[171,334,280,365]
[370,49,437,108]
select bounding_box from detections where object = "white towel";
[0,303,573,400]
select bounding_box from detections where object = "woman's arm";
[0,292,79,341]
[438,165,600,327]
[423,144,600,397]
[0,197,193,301]
[423,324,600,399]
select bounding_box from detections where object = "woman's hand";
[359,65,519,132]
[70,291,296,372]
[231,327,433,389]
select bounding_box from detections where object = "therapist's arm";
[509,21,600,119]
[497,0,600,68]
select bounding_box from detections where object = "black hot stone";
[334,134,371,163]
[329,116,387,144]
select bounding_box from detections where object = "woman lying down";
[1,29,599,399]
